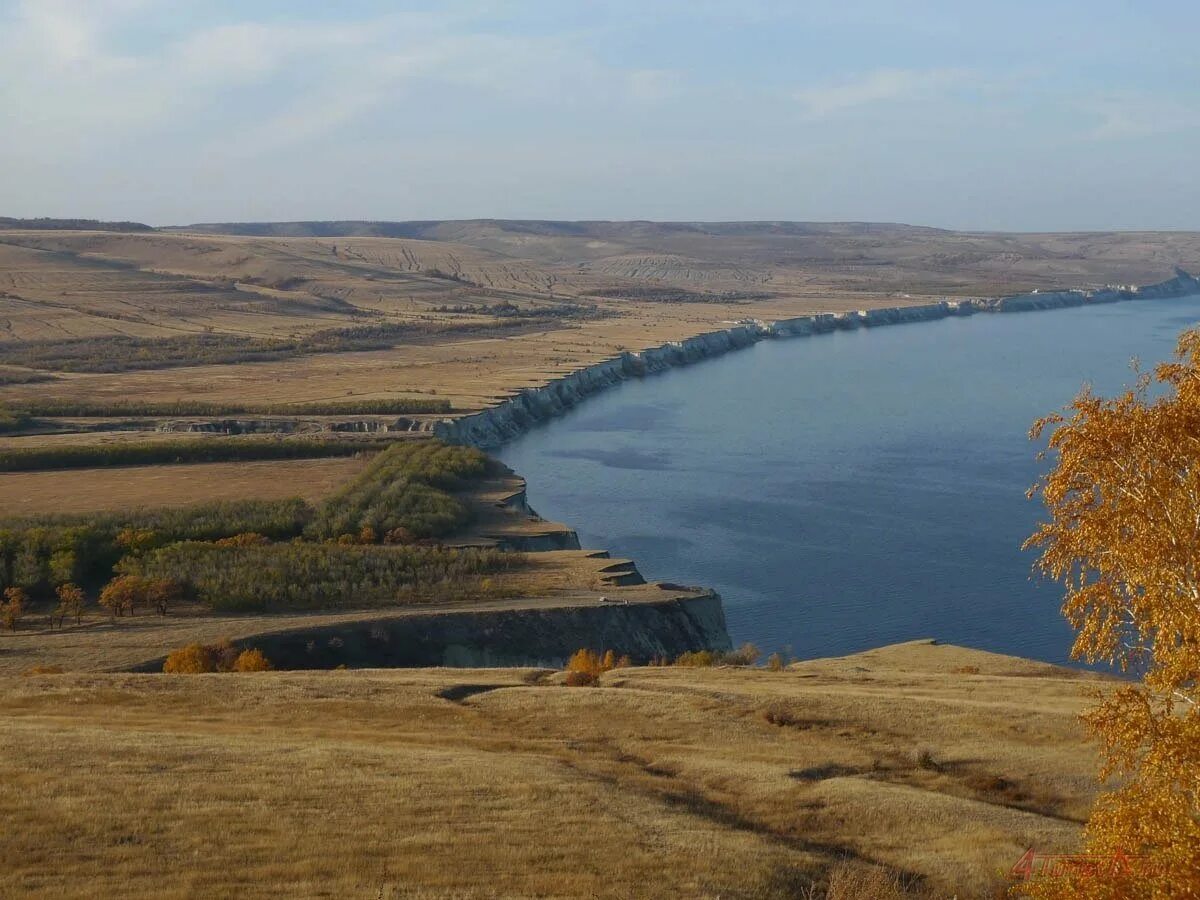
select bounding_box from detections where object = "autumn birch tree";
[1024,329,1200,897]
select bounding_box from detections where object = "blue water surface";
[497,297,1200,665]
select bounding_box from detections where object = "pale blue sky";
[2,0,1198,229]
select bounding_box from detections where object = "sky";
[1,0,1198,230]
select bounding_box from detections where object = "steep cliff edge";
[436,269,1200,449]
[129,592,732,671]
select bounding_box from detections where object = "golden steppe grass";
[0,641,1104,899]
[0,456,370,513]
[6,225,1197,417]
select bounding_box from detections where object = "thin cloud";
[793,68,969,119]
[1083,92,1200,141]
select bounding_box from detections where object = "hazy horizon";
[2,1,1198,231]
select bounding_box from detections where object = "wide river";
[498,295,1200,665]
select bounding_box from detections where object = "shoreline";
[435,268,1200,449]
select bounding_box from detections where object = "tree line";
[123,542,515,611]
[0,318,511,373]
[0,436,393,472]
[0,498,314,596]
[7,397,451,418]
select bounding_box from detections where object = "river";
[497,295,1200,665]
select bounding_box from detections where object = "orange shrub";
[564,648,632,685]
[163,643,217,674]
[233,648,272,672]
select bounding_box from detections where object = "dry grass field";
[0,220,1149,898]
[0,640,1103,899]
[0,456,369,513]
[2,222,1198,419]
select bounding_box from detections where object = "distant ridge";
[165,219,949,240]
[0,217,153,233]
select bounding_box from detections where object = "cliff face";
[143,593,732,670]
[436,270,1200,449]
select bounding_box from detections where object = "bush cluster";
[564,648,632,686]
[162,639,272,673]
[673,643,761,667]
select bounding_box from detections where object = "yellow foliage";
[232,649,272,672]
[565,648,628,685]
[163,643,217,674]
[1,586,26,631]
[163,640,271,674]
[1023,328,1200,896]
[54,582,86,627]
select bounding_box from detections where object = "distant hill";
[0,217,153,233]
[167,219,947,240]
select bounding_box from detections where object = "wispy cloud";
[793,68,969,119]
[1083,92,1200,141]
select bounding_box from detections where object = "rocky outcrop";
[435,269,1200,449]
[131,592,732,670]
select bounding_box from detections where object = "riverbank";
[436,268,1200,448]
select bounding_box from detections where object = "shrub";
[21,665,65,676]
[913,747,939,771]
[766,652,786,672]
[163,644,217,674]
[821,861,914,900]
[232,648,271,672]
[724,642,761,666]
[564,648,630,685]
[1,586,27,631]
[163,639,263,673]
[674,650,717,667]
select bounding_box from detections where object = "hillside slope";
[1,640,1102,899]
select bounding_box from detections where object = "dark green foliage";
[0,322,440,373]
[307,441,490,540]
[0,217,153,232]
[0,370,55,385]
[0,499,313,594]
[0,404,32,433]
[0,437,502,610]
[11,398,451,418]
[124,542,515,611]
[0,436,391,472]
